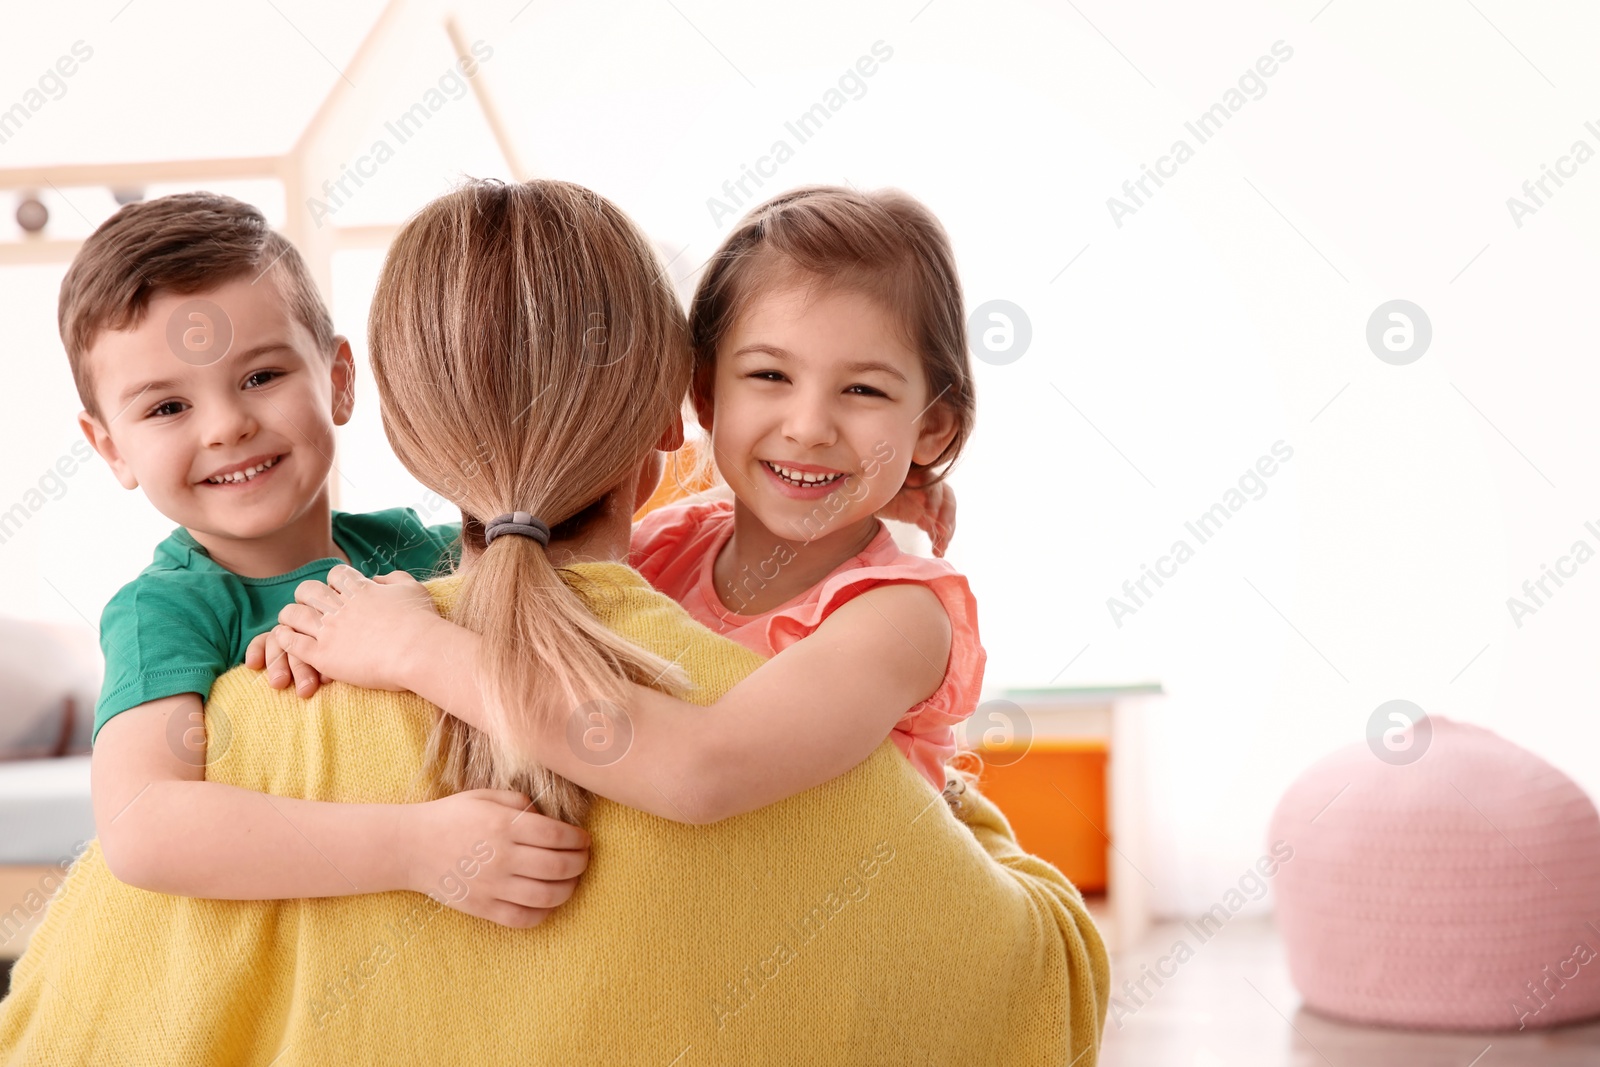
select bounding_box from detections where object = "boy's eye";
[147,400,188,419]
[243,370,283,389]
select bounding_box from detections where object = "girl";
[269,185,984,825]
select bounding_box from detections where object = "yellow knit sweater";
[0,563,1108,1065]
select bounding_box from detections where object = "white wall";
[3,0,1597,914]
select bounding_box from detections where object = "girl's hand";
[244,628,333,696]
[272,566,440,692]
[407,789,590,929]
[879,474,957,557]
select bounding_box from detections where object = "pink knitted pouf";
[1269,716,1600,1031]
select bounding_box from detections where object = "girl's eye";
[147,400,187,419]
[244,370,283,389]
[749,371,788,383]
[846,384,889,398]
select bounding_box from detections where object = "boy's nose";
[200,402,259,449]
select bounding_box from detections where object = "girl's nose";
[782,393,837,450]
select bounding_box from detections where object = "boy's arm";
[92,694,590,925]
[280,578,951,825]
[92,694,414,898]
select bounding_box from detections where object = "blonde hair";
[368,179,691,825]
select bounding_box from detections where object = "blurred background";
[3,1,1599,1060]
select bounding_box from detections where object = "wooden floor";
[1100,916,1600,1066]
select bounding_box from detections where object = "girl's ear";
[78,410,138,490]
[329,337,357,426]
[911,400,959,466]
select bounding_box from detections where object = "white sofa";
[0,619,99,963]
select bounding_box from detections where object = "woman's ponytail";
[368,179,693,824]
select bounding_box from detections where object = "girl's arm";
[272,570,951,825]
[93,693,589,927]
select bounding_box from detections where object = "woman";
[0,180,1107,1065]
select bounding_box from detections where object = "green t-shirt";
[93,507,461,743]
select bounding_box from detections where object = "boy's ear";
[78,410,138,490]
[911,399,960,466]
[329,337,356,426]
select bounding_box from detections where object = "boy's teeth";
[207,456,279,484]
[766,461,843,486]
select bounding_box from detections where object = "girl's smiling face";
[700,278,957,542]
[77,271,354,548]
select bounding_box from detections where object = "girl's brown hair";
[368,179,691,825]
[688,185,977,486]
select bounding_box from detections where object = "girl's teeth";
[207,456,279,484]
[766,462,843,487]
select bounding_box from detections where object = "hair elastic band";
[483,511,551,547]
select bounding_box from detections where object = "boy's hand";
[408,789,590,929]
[244,629,333,697]
[879,473,957,557]
[273,567,440,692]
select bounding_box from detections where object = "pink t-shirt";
[629,499,985,792]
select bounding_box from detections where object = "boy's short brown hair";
[59,191,335,420]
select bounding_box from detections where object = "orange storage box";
[972,739,1108,893]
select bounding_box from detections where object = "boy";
[64,192,587,927]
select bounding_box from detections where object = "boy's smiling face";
[78,269,354,555]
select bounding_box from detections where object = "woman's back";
[0,562,1107,1065]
